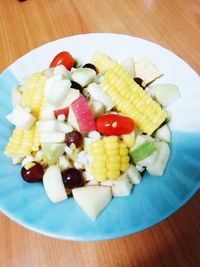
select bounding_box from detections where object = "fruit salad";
[4,51,181,221]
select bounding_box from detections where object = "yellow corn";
[93,52,166,135]
[89,136,130,182]
[4,126,40,158]
[92,51,115,73]
[21,73,46,119]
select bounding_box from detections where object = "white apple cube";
[46,79,71,107]
[87,83,114,111]
[121,57,135,77]
[44,73,65,97]
[59,89,80,108]
[111,173,133,197]
[147,141,170,176]
[6,105,35,130]
[71,68,96,87]
[43,165,67,203]
[127,164,142,184]
[72,185,112,221]
[89,100,105,118]
[154,124,171,143]
[53,65,71,79]
[40,132,65,143]
[36,120,60,133]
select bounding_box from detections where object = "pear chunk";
[72,186,112,221]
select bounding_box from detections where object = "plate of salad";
[0,33,200,241]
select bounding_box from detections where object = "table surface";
[0,0,200,266]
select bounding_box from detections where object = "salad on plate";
[4,50,181,221]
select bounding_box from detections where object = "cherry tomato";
[50,51,74,71]
[96,114,134,135]
[54,107,69,118]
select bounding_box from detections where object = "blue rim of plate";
[0,33,200,241]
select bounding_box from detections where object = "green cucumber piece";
[41,143,65,165]
[130,140,156,163]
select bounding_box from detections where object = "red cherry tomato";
[96,114,134,136]
[54,107,69,118]
[50,51,74,71]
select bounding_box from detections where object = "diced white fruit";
[59,89,80,108]
[82,168,94,182]
[46,79,71,107]
[154,124,171,143]
[41,143,65,165]
[35,150,44,161]
[40,104,55,120]
[71,68,96,87]
[12,86,22,108]
[87,83,115,111]
[40,132,65,143]
[135,58,162,84]
[68,106,80,131]
[58,155,71,171]
[44,73,65,97]
[151,84,181,107]
[57,114,66,122]
[137,150,158,167]
[21,156,35,167]
[111,173,133,197]
[59,122,73,133]
[121,58,135,77]
[83,138,93,152]
[53,65,71,79]
[72,185,112,221]
[43,165,67,203]
[147,141,170,176]
[36,120,60,133]
[89,100,105,118]
[127,165,142,184]
[136,164,145,173]
[6,105,35,130]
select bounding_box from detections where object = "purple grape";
[83,63,97,72]
[62,168,83,189]
[65,131,83,148]
[21,162,44,183]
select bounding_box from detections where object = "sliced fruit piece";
[154,124,171,143]
[135,58,162,84]
[58,155,71,171]
[44,73,65,97]
[46,79,71,107]
[41,143,65,165]
[40,132,65,143]
[68,95,96,134]
[146,141,170,176]
[54,107,69,119]
[127,164,142,184]
[89,100,105,119]
[87,83,115,111]
[151,84,181,107]
[71,68,96,87]
[72,185,112,221]
[121,57,135,77]
[6,105,36,130]
[59,88,80,108]
[36,120,60,133]
[43,165,67,203]
[111,173,133,197]
[136,150,158,167]
[53,65,71,79]
[130,140,156,163]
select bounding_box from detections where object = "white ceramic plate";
[0,33,200,241]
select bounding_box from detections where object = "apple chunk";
[72,186,112,221]
[43,165,67,203]
[68,95,96,134]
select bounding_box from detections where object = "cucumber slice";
[130,140,156,163]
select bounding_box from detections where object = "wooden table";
[0,0,200,266]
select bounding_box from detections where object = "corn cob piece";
[99,62,166,135]
[89,136,130,182]
[4,126,40,158]
[92,51,116,73]
[21,73,46,119]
